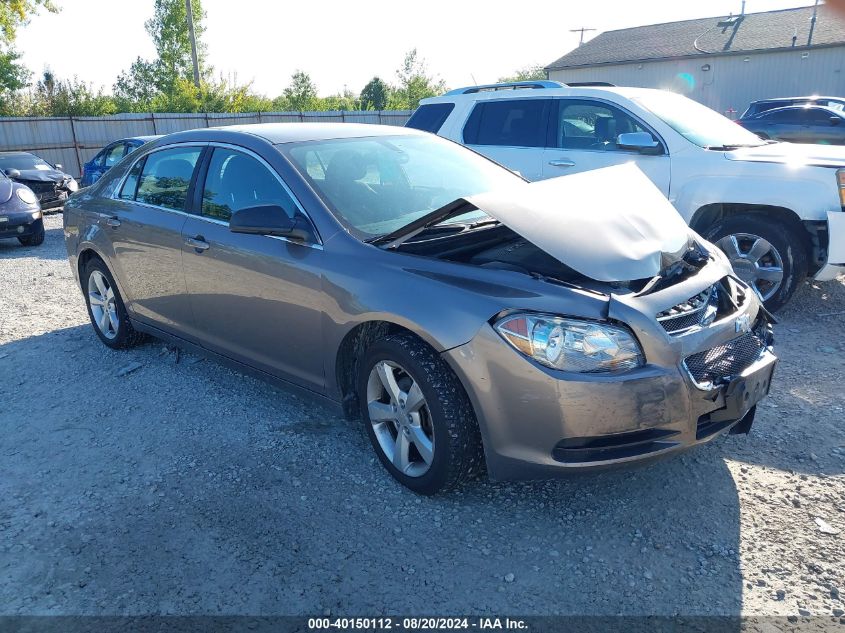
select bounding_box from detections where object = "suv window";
[103,143,126,168]
[801,108,834,123]
[134,147,201,210]
[463,99,550,147]
[406,103,455,134]
[556,100,650,150]
[201,148,297,222]
[762,109,801,123]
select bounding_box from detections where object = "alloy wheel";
[366,360,435,477]
[716,233,784,301]
[88,270,119,340]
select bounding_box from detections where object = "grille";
[26,181,57,196]
[657,285,718,334]
[683,331,765,386]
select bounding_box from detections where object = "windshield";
[0,153,54,171]
[632,91,768,149]
[284,134,521,238]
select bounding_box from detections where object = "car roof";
[0,151,38,157]
[123,135,161,143]
[751,96,845,104]
[756,104,844,115]
[419,85,664,105]
[198,122,427,144]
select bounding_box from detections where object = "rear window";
[463,99,550,147]
[405,103,455,133]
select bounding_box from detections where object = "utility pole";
[185,0,201,88]
[570,27,596,46]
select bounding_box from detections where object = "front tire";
[357,333,484,495]
[18,220,44,246]
[82,258,145,349]
[705,214,807,312]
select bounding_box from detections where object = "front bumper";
[443,271,776,481]
[0,213,42,239]
[37,190,68,210]
[814,211,845,281]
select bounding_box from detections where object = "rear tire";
[357,333,484,495]
[18,220,44,246]
[82,257,146,349]
[705,213,807,312]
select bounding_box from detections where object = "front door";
[540,99,671,195]
[181,146,325,391]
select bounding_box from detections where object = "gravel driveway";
[1,214,844,618]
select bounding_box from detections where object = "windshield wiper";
[704,143,767,151]
[368,199,477,248]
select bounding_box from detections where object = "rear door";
[462,98,552,180]
[107,144,202,335]
[540,99,670,195]
[180,145,325,391]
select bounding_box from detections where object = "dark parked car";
[81,135,161,187]
[0,170,44,246]
[63,124,776,494]
[738,105,845,145]
[741,96,845,119]
[0,152,79,209]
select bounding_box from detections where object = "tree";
[0,0,58,93]
[113,0,208,108]
[497,64,547,83]
[281,70,318,111]
[359,76,389,110]
[25,68,117,116]
[0,0,57,45]
[391,49,445,110]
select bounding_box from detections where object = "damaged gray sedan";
[63,124,777,494]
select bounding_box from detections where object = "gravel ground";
[1,213,844,617]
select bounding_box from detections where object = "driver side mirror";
[617,132,662,155]
[229,205,312,242]
[55,164,63,170]
[4,168,21,179]
[830,117,841,126]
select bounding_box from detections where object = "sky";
[15,0,819,98]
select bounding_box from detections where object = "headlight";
[16,188,38,205]
[495,313,644,373]
[837,169,844,207]
[66,178,79,192]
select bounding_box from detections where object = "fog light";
[31,211,42,220]
[17,226,24,234]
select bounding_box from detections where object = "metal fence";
[0,110,414,179]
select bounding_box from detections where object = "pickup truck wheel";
[358,333,484,495]
[705,214,807,312]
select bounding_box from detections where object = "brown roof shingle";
[546,5,845,70]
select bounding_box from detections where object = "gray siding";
[549,46,845,117]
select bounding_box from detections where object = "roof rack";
[444,80,565,96]
[566,81,616,87]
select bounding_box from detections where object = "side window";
[803,108,833,124]
[201,148,298,222]
[406,103,455,133]
[764,109,800,124]
[463,99,550,148]
[557,100,650,151]
[119,157,144,200]
[103,143,127,168]
[91,150,106,168]
[135,147,201,211]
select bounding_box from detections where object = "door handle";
[185,236,210,252]
[548,159,576,167]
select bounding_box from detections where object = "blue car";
[80,136,160,187]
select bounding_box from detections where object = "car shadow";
[0,225,68,261]
[0,324,744,621]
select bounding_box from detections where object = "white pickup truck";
[409,81,845,310]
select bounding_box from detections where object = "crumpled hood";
[14,169,68,183]
[725,142,845,168]
[465,163,694,282]
[0,178,12,204]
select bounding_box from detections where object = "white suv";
[408,81,845,310]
